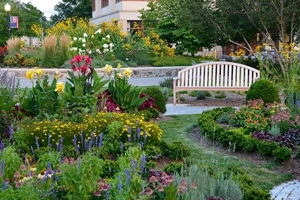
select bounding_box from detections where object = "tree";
[50,0,92,25]
[139,0,206,55]
[0,0,45,46]
[177,0,300,75]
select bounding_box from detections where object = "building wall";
[90,0,148,31]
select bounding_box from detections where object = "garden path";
[164,104,300,200]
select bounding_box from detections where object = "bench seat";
[173,61,260,105]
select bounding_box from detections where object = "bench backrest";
[175,61,260,88]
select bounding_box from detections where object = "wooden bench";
[173,61,260,105]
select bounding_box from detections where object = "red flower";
[84,55,92,65]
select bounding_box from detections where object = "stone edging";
[2,66,188,79]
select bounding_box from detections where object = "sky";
[21,0,62,19]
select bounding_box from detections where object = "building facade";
[90,0,149,32]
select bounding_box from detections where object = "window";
[102,0,109,7]
[92,0,95,11]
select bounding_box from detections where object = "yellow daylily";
[25,70,34,80]
[55,82,65,94]
[123,68,133,78]
[104,64,113,75]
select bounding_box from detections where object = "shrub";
[0,146,23,179]
[242,136,258,152]
[272,147,292,162]
[196,91,206,99]
[159,78,173,89]
[257,141,279,156]
[163,162,184,175]
[142,86,167,113]
[189,90,198,97]
[214,92,226,99]
[246,79,280,104]
[159,141,190,160]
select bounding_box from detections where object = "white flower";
[103,44,109,48]
[83,32,88,38]
[82,38,86,43]
[96,48,100,53]
[106,35,110,39]
[265,45,271,51]
[102,38,106,40]
[88,50,92,54]
[91,35,94,38]
[95,29,102,34]
[73,37,77,41]
[294,46,300,51]
[79,38,83,41]
[109,43,114,47]
[103,49,109,53]
[82,43,86,47]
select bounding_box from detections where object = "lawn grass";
[158,114,292,190]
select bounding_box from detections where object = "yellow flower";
[25,70,34,80]
[34,67,44,76]
[123,68,133,78]
[55,82,65,94]
[54,71,60,79]
[117,63,122,68]
[116,73,122,79]
[104,64,113,75]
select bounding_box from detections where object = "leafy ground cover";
[158,114,292,191]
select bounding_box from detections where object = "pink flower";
[143,188,153,196]
[73,55,83,63]
[94,190,101,196]
[14,171,20,178]
[157,184,164,192]
[149,176,158,183]
[84,55,92,65]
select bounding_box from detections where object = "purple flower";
[118,175,122,193]
[140,142,144,147]
[137,127,141,141]
[74,135,77,147]
[105,191,109,200]
[78,158,81,174]
[35,137,40,149]
[8,125,13,142]
[76,145,80,153]
[0,141,4,151]
[120,142,124,151]
[125,168,131,184]
[1,159,4,174]
[140,155,146,174]
[99,133,103,148]
[30,146,34,155]
[2,180,8,190]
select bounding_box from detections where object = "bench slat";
[173,61,260,105]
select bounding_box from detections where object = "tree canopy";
[0,0,45,46]
[50,0,92,25]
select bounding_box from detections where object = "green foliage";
[159,78,173,89]
[196,91,206,99]
[151,56,200,66]
[108,70,147,112]
[257,141,279,156]
[173,164,244,200]
[246,79,280,104]
[272,147,292,162]
[142,86,167,113]
[163,162,184,174]
[214,92,226,99]
[242,136,258,153]
[36,150,61,172]
[160,141,191,160]
[0,146,23,179]
[144,145,162,159]
[189,90,198,97]
[58,152,104,199]
[243,188,271,200]
[22,74,59,118]
[21,112,163,150]
[137,107,160,121]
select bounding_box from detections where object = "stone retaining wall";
[4,66,187,78]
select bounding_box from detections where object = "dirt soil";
[164,91,300,180]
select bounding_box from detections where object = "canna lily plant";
[104,64,148,112]
[62,55,109,113]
